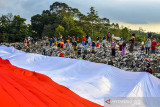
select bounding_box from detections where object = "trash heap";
[3,41,160,78]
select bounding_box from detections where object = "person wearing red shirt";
[82,36,85,46]
[151,38,157,54]
[24,37,27,47]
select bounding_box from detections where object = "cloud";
[119,22,160,33]
[0,0,160,31]
[118,0,160,2]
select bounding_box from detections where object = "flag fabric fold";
[0,45,160,106]
[0,58,101,107]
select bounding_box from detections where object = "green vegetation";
[0,2,159,43]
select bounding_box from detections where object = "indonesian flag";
[0,58,100,107]
[0,45,160,107]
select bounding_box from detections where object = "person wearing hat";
[129,36,135,53]
[102,35,106,47]
[66,39,70,48]
[96,40,100,48]
[145,37,151,55]
[143,60,152,74]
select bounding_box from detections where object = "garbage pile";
[3,41,160,78]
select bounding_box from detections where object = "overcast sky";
[0,0,160,32]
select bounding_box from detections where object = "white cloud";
[118,22,160,33]
[0,0,160,32]
[118,0,160,2]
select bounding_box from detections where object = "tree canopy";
[0,2,156,43]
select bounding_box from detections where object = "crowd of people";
[21,33,159,75]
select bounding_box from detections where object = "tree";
[136,35,145,42]
[61,16,74,31]
[87,7,99,37]
[68,27,85,39]
[55,25,64,37]
[31,14,44,38]
[50,2,69,14]
[121,27,131,42]
[42,24,54,37]
[0,14,28,42]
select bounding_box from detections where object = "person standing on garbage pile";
[24,37,27,47]
[77,37,80,44]
[49,38,53,47]
[111,34,114,41]
[27,36,30,43]
[46,38,49,46]
[122,40,126,55]
[54,37,57,46]
[119,37,123,51]
[77,44,81,57]
[86,35,89,43]
[72,36,75,46]
[88,36,92,46]
[82,36,86,46]
[60,39,64,51]
[143,60,152,74]
[28,40,31,47]
[41,39,44,46]
[151,38,157,54]
[102,35,106,47]
[92,41,96,53]
[84,42,88,55]
[129,35,135,53]
[96,36,100,48]
[57,37,61,48]
[66,39,70,48]
[141,42,145,53]
[107,32,111,42]
[59,32,63,40]
[145,37,151,55]
[42,48,46,55]
[73,41,77,54]
[111,39,116,56]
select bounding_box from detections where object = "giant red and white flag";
[0,58,101,107]
[0,45,160,106]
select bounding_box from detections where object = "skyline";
[0,0,160,32]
